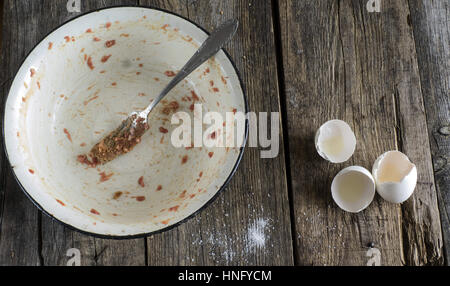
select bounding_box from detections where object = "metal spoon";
[88,19,239,164]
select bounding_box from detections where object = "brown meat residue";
[99,172,114,182]
[56,199,65,206]
[90,208,100,215]
[63,128,72,142]
[113,191,123,200]
[181,155,188,164]
[159,127,168,134]
[138,176,145,187]
[83,95,99,106]
[164,70,176,77]
[190,90,200,101]
[87,56,94,70]
[221,76,227,84]
[101,54,111,63]
[135,196,146,202]
[161,101,179,115]
[88,114,149,164]
[77,154,99,168]
[105,40,116,48]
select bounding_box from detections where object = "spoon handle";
[141,19,239,117]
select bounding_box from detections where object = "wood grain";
[0,0,447,266]
[279,0,444,265]
[384,0,444,266]
[407,0,449,265]
[278,0,423,265]
[0,0,45,265]
[141,0,294,266]
[0,0,146,266]
[0,0,3,47]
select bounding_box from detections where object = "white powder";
[189,216,271,264]
[247,218,269,248]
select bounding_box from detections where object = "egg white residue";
[331,166,375,213]
[372,150,417,203]
[315,119,356,163]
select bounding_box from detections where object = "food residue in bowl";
[63,128,72,142]
[99,172,114,182]
[87,114,148,164]
[105,40,116,48]
[138,176,145,187]
[113,191,123,200]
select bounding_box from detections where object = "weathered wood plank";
[407,0,449,265]
[141,0,294,266]
[376,0,444,266]
[0,0,44,265]
[278,0,408,265]
[0,0,3,47]
[0,0,146,266]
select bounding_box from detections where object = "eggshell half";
[372,151,417,203]
[315,120,356,163]
[331,166,375,213]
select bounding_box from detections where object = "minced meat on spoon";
[77,19,238,166]
[86,114,149,165]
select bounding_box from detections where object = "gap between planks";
[270,0,299,266]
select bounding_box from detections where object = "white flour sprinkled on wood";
[247,218,269,248]
[188,216,272,264]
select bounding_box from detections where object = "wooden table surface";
[0,0,448,266]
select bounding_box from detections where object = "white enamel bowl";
[3,7,247,237]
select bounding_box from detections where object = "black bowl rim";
[1,5,249,239]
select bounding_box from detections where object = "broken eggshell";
[315,120,356,163]
[372,151,417,203]
[331,166,375,213]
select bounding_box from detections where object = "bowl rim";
[1,5,249,239]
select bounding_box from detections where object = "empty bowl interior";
[4,8,246,236]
